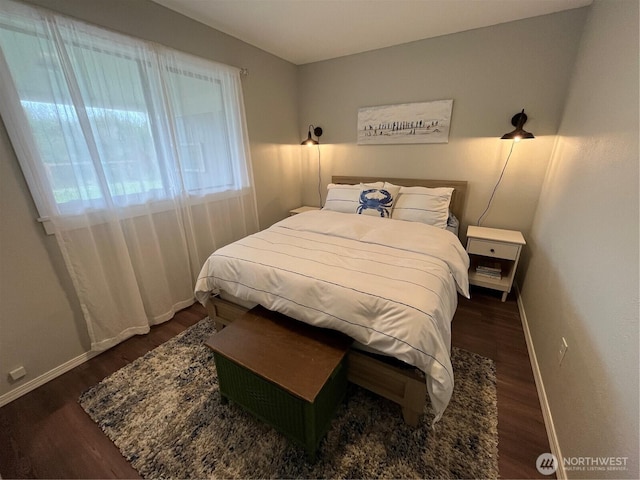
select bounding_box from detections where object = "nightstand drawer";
[467,238,519,260]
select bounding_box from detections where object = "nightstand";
[466,225,526,302]
[289,206,321,216]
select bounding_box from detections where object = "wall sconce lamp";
[501,109,535,141]
[301,125,323,145]
[477,109,535,226]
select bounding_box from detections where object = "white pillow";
[356,184,400,218]
[323,182,383,214]
[388,183,454,229]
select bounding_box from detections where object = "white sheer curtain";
[0,0,258,351]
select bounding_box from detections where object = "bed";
[195,176,469,425]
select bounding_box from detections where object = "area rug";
[79,318,498,479]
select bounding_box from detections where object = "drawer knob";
[490,248,495,253]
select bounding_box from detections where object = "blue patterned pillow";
[356,185,400,218]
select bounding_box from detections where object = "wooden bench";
[205,306,352,460]
[206,296,427,427]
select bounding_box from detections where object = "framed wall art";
[357,99,453,145]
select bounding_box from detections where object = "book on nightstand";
[475,261,502,279]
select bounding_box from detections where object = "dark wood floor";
[453,287,552,479]
[0,287,551,479]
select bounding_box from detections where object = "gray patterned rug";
[79,318,498,479]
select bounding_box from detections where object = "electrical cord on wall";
[316,144,323,208]
[476,140,516,226]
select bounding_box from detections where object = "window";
[0,0,252,218]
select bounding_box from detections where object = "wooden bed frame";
[204,176,468,426]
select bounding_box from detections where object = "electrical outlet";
[558,337,568,365]
[9,366,27,381]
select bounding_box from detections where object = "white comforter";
[195,210,470,421]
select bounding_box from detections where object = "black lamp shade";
[301,131,318,145]
[501,109,534,140]
[301,125,323,145]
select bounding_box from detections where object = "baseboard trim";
[0,350,99,408]
[515,285,566,480]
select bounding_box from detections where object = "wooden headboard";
[332,176,467,222]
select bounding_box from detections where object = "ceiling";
[151,0,591,65]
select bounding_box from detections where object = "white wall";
[0,0,300,400]
[521,0,639,478]
[297,9,588,247]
